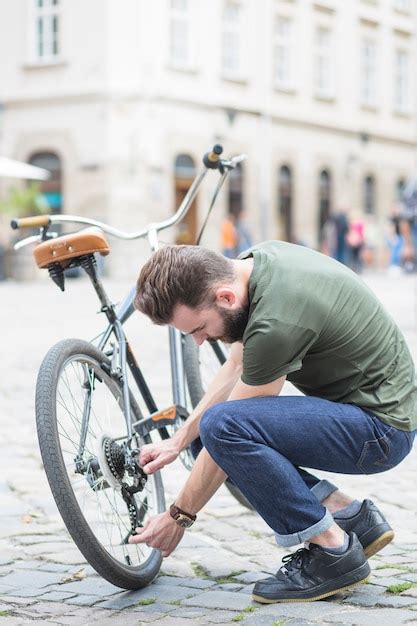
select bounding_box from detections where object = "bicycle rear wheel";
[183,335,254,510]
[36,338,165,590]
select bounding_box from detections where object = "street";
[0,269,417,625]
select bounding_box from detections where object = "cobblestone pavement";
[1,270,417,625]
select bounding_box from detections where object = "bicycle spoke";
[52,352,159,569]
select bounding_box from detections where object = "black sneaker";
[252,532,370,604]
[335,500,394,558]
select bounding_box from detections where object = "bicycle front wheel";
[35,338,165,590]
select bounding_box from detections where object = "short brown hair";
[135,245,235,324]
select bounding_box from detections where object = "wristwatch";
[169,503,197,528]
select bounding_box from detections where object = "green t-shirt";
[239,241,417,431]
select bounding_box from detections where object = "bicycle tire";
[182,335,254,511]
[36,338,165,590]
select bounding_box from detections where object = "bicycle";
[11,145,250,591]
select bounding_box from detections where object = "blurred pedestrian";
[346,211,365,273]
[399,180,417,272]
[386,205,403,273]
[220,213,238,258]
[333,212,349,264]
[235,211,253,254]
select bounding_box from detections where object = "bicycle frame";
[13,146,242,456]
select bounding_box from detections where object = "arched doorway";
[174,154,197,244]
[278,165,293,241]
[318,169,332,243]
[29,152,62,214]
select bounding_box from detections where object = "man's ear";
[215,287,237,308]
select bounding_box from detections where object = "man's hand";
[128,511,184,557]
[138,438,181,474]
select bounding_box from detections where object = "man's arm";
[129,371,286,555]
[138,342,244,475]
[174,375,286,513]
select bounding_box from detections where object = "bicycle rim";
[36,340,164,582]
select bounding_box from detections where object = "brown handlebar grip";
[10,215,51,230]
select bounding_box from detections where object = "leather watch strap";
[169,503,197,526]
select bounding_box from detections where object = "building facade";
[0,0,416,276]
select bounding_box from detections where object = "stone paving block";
[284,622,319,626]
[235,571,270,584]
[37,563,73,573]
[402,586,417,597]
[367,575,403,587]
[0,617,27,625]
[345,591,417,608]
[247,600,344,621]
[322,607,415,625]
[132,601,176,614]
[12,560,42,570]
[0,596,37,606]
[238,584,255,594]
[116,612,165,624]
[203,609,242,623]
[398,572,417,582]
[56,576,121,596]
[371,567,406,577]
[238,612,292,626]
[26,600,82,615]
[41,550,87,565]
[148,618,209,626]
[354,583,386,595]
[153,575,216,589]
[167,606,209,619]
[37,590,77,602]
[182,590,254,611]
[4,588,47,598]
[0,569,63,589]
[159,558,196,578]
[378,555,417,565]
[98,584,196,610]
[74,610,138,626]
[65,594,103,607]
[215,583,244,591]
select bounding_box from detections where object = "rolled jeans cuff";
[274,508,334,548]
[310,479,338,502]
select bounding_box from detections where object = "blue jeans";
[196,396,416,547]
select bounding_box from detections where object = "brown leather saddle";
[33,227,110,269]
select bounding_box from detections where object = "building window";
[278,165,293,242]
[363,175,376,214]
[273,16,294,91]
[314,26,334,99]
[31,0,61,63]
[29,151,62,214]
[174,154,197,244]
[169,0,192,68]
[318,170,332,241]
[361,38,377,108]
[221,1,244,79]
[393,0,411,12]
[393,49,410,114]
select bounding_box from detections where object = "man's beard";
[217,305,250,344]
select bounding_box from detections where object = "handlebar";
[11,215,51,230]
[11,146,247,249]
